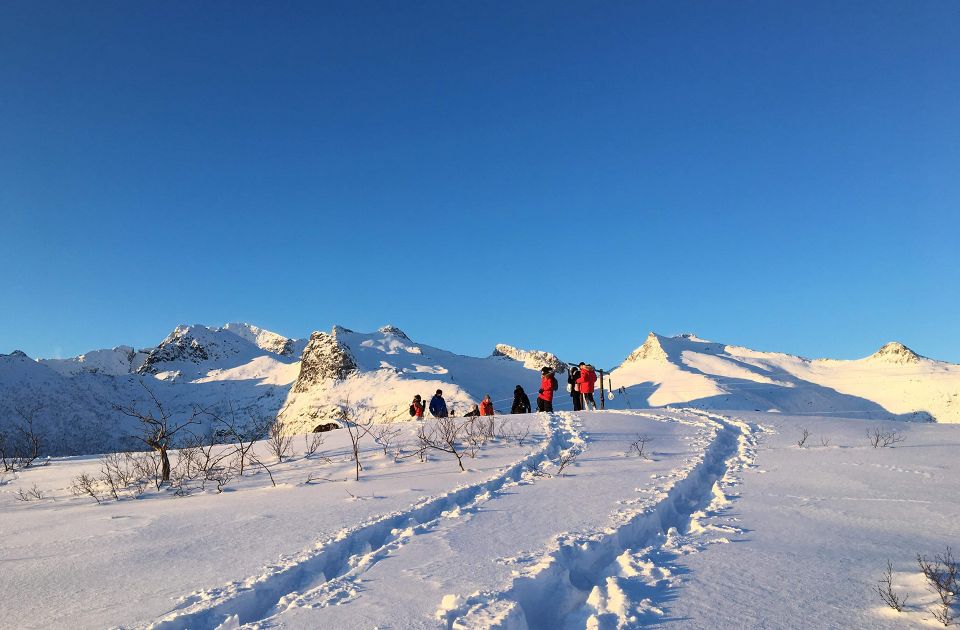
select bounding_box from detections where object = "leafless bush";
[820,436,831,447]
[339,403,372,481]
[876,559,908,613]
[867,426,906,448]
[304,431,326,458]
[629,434,653,459]
[114,381,200,483]
[1,402,47,471]
[204,402,271,476]
[15,483,46,502]
[370,423,402,457]
[918,547,959,626]
[556,450,578,476]
[418,417,468,471]
[268,420,294,463]
[796,427,811,448]
[497,419,530,446]
[71,472,102,504]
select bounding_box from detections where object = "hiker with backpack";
[511,385,531,414]
[409,394,425,419]
[577,363,598,410]
[429,389,448,418]
[567,363,583,411]
[537,367,558,412]
[479,394,495,416]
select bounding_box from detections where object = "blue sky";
[1,1,958,368]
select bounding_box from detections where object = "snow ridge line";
[144,413,579,630]
[443,410,746,629]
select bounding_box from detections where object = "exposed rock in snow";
[223,322,296,356]
[3,350,31,361]
[41,346,149,376]
[624,333,670,363]
[865,341,924,365]
[292,330,358,392]
[378,325,410,340]
[491,344,567,373]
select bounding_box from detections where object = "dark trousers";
[582,392,596,409]
[571,391,583,411]
[537,397,553,413]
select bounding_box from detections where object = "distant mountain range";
[1,324,957,456]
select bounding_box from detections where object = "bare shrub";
[796,427,811,448]
[268,420,294,463]
[867,426,906,448]
[114,381,199,483]
[71,473,102,504]
[918,547,959,626]
[876,559,908,613]
[203,402,271,476]
[15,484,45,502]
[820,436,831,447]
[418,417,468,472]
[339,403,371,481]
[370,423,402,457]
[629,434,653,459]
[556,450,578,476]
[304,432,326,458]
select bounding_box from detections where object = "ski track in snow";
[144,413,584,630]
[439,409,758,630]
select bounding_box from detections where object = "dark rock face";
[312,422,341,433]
[292,330,358,392]
[378,325,410,340]
[138,327,210,373]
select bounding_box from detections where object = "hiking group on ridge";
[409,362,600,419]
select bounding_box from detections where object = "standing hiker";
[567,363,583,411]
[409,394,425,419]
[511,385,531,414]
[537,367,558,412]
[577,363,598,410]
[479,394,495,416]
[429,389,448,418]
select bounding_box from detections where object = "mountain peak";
[492,344,567,373]
[624,332,670,363]
[378,325,410,340]
[867,342,923,365]
[223,322,295,356]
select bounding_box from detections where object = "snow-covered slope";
[609,332,960,423]
[277,326,563,433]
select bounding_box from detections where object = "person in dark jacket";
[537,367,558,412]
[511,385,531,414]
[429,389,448,418]
[568,364,582,411]
[464,404,481,417]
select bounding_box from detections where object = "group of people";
[407,362,599,419]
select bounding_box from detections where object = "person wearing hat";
[577,363,598,410]
[511,385,532,414]
[537,367,558,412]
[409,394,425,419]
[429,389,448,418]
[567,363,583,411]
[479,394,495,416]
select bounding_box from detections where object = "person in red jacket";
[409,394,425,419]
[577,362,598,410]
[479,394,495,416]
[537,367,558,412]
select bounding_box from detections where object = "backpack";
[409,404,416,417]
[551,375,559,391]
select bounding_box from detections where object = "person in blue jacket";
[429,389,448,418]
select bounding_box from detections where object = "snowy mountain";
[607,332,960,423]
[3,325,959,458]
[277,326,562,433]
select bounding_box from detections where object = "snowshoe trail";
[146,413,583,630]
[441,410,755,629]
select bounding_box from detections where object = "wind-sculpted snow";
[439,410,753,629]
[146,414,581,630]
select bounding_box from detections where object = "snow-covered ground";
[2,409,957,629]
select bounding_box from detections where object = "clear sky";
[1,1,958,369]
